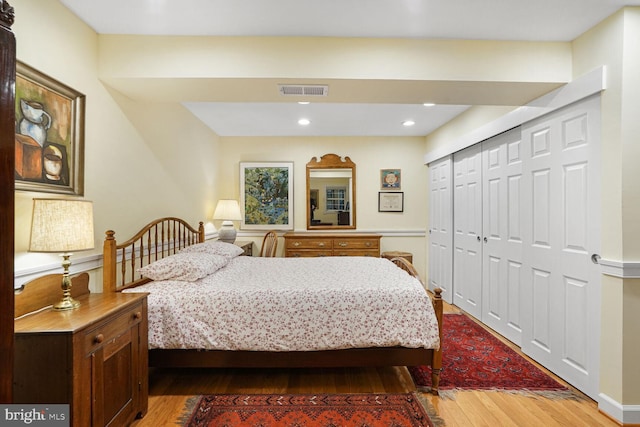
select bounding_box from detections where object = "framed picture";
[240,162,294,230]
[15,61,85,195]
[380,169,401,190]
[378,192,404,212]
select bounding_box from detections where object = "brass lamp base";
[53,297,81,311]
[53,253,81,311]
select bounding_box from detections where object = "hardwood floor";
[131,303,618,427]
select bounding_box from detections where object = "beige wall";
[217,136,429,274]
[96,36,570,107]
[573,7,640,405]
[12,0,220,288]
[11,0,640,413]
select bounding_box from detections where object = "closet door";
[481,128,524,345]
[521,95,601,399]
[453,144,483,319]
[428,156,453,303]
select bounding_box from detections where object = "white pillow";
[180,240,244,258]
[138,252,229,282]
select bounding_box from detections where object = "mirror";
[307,153,356,230]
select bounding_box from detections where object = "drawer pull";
[94,334,104,344]
[338,242,348,247]
[365,242,371,247]
[133,312,142,320]
[317,242,326,247]
[293,242,301,247]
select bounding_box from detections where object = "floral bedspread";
[124,256,440,351]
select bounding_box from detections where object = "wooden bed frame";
[103,217,443,394]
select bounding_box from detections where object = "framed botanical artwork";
[240,162,294,230]
[378,192,404,212]
[15,61,85,195]
[380,169,401,190]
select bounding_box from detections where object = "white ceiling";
[60,0,640,137]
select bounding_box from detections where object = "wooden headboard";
[103,217,204,293]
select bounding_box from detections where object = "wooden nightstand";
[381,251,413,263]
[14,276,149,427]
[234,240,253,256]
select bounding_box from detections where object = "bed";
[103,217,443,393]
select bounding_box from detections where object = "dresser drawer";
[334,249,380,257]
[283,232,381,258]
[83,303,143,355]
[286,237,333,250]
[333,238,379,250]
[286,249,333,258]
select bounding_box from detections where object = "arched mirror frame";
[306,153,356,230]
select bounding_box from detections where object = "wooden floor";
[131,303,618,427]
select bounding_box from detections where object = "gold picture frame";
[15,61,85,195]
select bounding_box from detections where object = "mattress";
[124,256,440,352]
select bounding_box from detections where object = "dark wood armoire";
[0,0,15,403]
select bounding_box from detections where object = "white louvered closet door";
[521,95,601,400]
[452,144,483,319]
[428,156,453,303]
[481,128,524,346]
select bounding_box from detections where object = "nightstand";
[14,291,149,427]
[234,240,253,256]
[381,251,413,263]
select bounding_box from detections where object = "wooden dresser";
[14,276,149,427]
[284,232,381,257]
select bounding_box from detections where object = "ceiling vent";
[278,84,329,97]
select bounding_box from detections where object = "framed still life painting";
[15,61,85,195]
[240,162,294,230]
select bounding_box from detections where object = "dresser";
[284,232,381,257]
[14,291,149,427]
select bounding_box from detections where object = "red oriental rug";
[409,314,578,398]
[182,393,439,427]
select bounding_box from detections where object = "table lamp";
[29,198,95,310]
[213,199,242,243]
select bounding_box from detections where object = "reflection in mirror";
[306,154,356,230]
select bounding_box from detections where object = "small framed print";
[380,169,401,190]
[378,192,404,212]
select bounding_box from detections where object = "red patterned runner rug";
[182,393,440,427]
[409,314,580,399]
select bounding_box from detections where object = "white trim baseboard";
[283,229,426,237]
[14,253,102,289]
[599,392,640,424]
[599,258,640,279]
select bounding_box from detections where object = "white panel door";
[481,128,524,346]
[453,144,483,319]
[428,156,453,303]
[521,95,601,399]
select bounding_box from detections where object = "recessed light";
[298,118,311,125]
[298,101,310,105]
[423,103,436,107]
[402,120,415,127]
